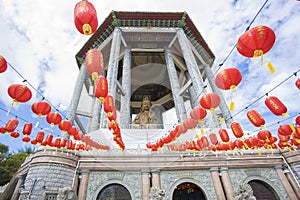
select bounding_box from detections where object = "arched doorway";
[96,183,132,200]
[248,180,279,200]
[172,182,206,200]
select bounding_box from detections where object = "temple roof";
[75,11,215,66]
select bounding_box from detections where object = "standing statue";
[149,187,165,200]
[133,96,160,129]
[233,183,256,200]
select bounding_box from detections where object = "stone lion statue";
[149,187,165,200]
[233,183,256,200]
[57,187,78,200]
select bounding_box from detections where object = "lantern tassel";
[253,50,264,66]
[229,85,236,111]
[7,100,18,116]
[229,101,235,112]
[267,62,275,74]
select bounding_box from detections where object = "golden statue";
[133,96,160,129]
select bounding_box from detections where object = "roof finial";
[177,11,187,28]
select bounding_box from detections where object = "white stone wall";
[229,168,288,200]
[24,163,75,199]
[87,171,142,199]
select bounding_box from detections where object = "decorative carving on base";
[233,183,256,200]
[149,187,165,200]
[57,187,78,200]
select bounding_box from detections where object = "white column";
[120,48,131,128]
[141,171,150,200]
[78,170,90,200]
[102,28,122,128]
[66,64,86,124]
[177,29,207,105]
[220,167,234,200]
[274,165,298,200]
[165,49,187,123]
[210,167,226,200]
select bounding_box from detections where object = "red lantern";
[278,134,290,142]
[8,84,32,104]
[22,123,32,142]
[5,118,19,132]
[237,26,275,58]
[45,134,53,146]
[183,118,198,130]
[257,130,271,141]
[58,120,72,133]
[265,96,287,117]
[74,0,98,35]
[68,126,79,136]
[209,133,219,145]
[278,124,293,136]
[215,68,242,111]
[0,127,6,134]
[22,123,32,135]
[234,139,244,150]
[22,137,30,143]
[46,112,62,126]
[108,107,117,122]
[190,107,207,121]
[31,101,51,117]
[219,129,230,143]
[296,116,300,125]
[10,131,20,138]
[246,110,265,128]
[36,131,45,143]
[104,95,115,115]
[200,93,221,112]
[94,76,108,102]
[296,78,300,90]
[0,55,8,73]
[201,136,209,149]
[215,68,242,90]
[85,49,104,80]
[231,122,244,138]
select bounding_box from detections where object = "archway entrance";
[248,180,279,200]
[172,182,206,200]
[96,183,132,200]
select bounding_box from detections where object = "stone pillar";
[177,29,206,105]
[185,71,199,108]
[78,171,90,200]
[120,48,131,128]
[66,64,86,128]
[102,28,122,128]
[11,174,25,200]
[165,49,187,122]
[202,64,233,127]
[107,28,122,99]
[220,167,234,200]
[284,168,300,199]
[89,98,102,132]
[210,167,225,200]
[274,165,298,200]
[73,173,79,194]
[141,171,150,200]
[151,170,161,189]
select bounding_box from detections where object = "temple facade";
[6,11,300,200]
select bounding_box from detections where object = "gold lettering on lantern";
[269,99,279,110]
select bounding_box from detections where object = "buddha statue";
[133,96,160,129]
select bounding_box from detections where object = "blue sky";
[0,0,300,152]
